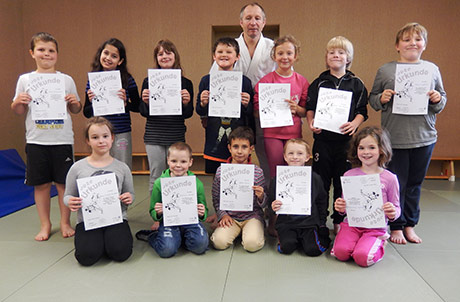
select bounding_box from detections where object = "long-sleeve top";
[306,70,368,142]
[369,60,447,149]
[83,74,140,134]
[149,169,208,222]
[196,74,254,162]
[63,158,134,224]
[212,157,267,223]
[139,76,194,145]
[270,171,328,229]
[254,71,309,139]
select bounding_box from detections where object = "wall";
[2,0,458,158]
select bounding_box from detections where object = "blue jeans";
[388,143,435,230]
[149,222,209,258]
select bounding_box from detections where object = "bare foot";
[61,223,75,238]
[404,227,422,244]
[390,230,407,244]
[205,214,218,230]
[35,225,51,241]
[150,221,160,231]
[333,224,340,235]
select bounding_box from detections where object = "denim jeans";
[149,222,208,258]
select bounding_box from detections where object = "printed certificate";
[258,83,293,128]
[77,173,123,231]
[209,71,242,118]
[313,87,352,134]
[220,164,255,211]
[393,64,433,115]
[161,176,198,227]
[341,174,386,228]
[148,69,182,115]
[276,166,312,215]
[28,73,67,120]
[88,70,125,116]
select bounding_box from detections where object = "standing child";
[83,38,140,169]
[254,35,309,178]
[210,126,267,252]
[270,139,331,256]
[11,32,81,241]
[306,36,368,233]
[64,117,134,266]
[369,23,446,244]
[332,126,400,267]
[140,142,208,258]
[196,37,254,174]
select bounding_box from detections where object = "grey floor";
[1,176,459,302]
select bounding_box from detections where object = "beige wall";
[2,0,458,159]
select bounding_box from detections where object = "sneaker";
[135,230,156,242]
[277,244,283,254]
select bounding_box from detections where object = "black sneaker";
[135,230,156,242]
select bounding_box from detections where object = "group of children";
[11,21,446,267]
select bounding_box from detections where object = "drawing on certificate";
[161,176,198,227]
[88,70,125,116]
[276,166,311,215]
[77,173,123,231]
[220,164,254,211]
[313,87,352,134]
[148,69,182,116]
[258,83,293,128]
[209,71,242,118]
[393,64,433,115]
[341,174,386,228]
[28,73,67,120]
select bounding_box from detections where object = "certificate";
[209,71,242,118]
[77,173,123,231]
[88,70,125,116]
[393,64,433,115]
[276,166,311,215]
[313,87,352,134]
[161,176,198,227]
[28,73,67,120]
[258,83,293,128]
[148,69,182,115]
[220,164,255,211]
[341,174,386,228]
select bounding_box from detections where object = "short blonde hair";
[395,22,428,45]
[326,36,353,69]
[271,35,300,61]
[167,142,193,159]
[283,138,311,157]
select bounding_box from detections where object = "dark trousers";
[388,144,435,230]
[312,139,351,224]
[74,220,133,266]
[277,226,330,256]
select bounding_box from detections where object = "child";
[83,38,140,169]
[140,142,209,258]
[196,37,254,174]
[210,126,267,252]
[270,139,331,256]
[64,117,134,266]
[332,126,400,267]
[139,39,194,194]
[11,32,81,241]
[253,35,309,178]
[306,36,368,233]
[369,23,447,244]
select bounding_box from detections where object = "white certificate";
[148,69,182,115]
[161,176,198,227]
[393,64,433,115]
[28,73,67,120]
[209,71,242,118]
[341,174,386,228]
[276,166,312,215]
[88,70,125,116]
[313,87,352,134]
[258,83,293,128]
[220,164,254,211]
[77,173,123,231]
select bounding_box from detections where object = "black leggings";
[277,227,330,256]
[74,220,133,266]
